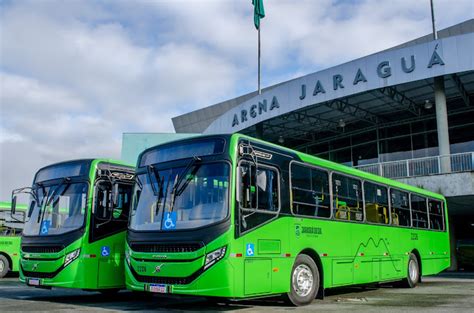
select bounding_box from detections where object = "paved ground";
[1,273,473,312]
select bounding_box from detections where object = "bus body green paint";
[17,159,134,290]
[125,134,450,299]
[1,202,26,277]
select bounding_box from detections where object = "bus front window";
[130,162,229,231]
[23,182,87,236]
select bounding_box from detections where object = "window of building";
[364,182,389,224]
[332,174,363,222]
[428,199,444,231]
[390,189,410,226]
[290,163,330,218]
[411,194,428,229]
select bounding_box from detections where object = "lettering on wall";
[231,46,446,128]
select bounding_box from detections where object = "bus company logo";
[31,263,39,271]
[153,264,165,273]
[411,233,419,241]
[295,224,301,237]
[152,255,167,259]
[302,227,322,236]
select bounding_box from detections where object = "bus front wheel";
[0,255,9,278]
[286,254,319,306]
[401,253,420,288]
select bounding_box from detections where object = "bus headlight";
[64,249,81,267]
[125,250,131,266]
[204,246,227,270]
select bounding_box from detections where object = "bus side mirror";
[11,195,17,215]
[112,183,120,208]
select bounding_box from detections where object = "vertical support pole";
[430,0,438,40]
[255,122,263,139]
[258,26,261,95]
[434,76,451,173]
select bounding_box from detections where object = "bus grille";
[129,242,203,253]
[129,264,203,285]
[21,266,61,279]
[22,245,64,253]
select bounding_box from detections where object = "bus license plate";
[149,284,168,293]
[28,278,41,286]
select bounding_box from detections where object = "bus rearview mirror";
[112,183,120,208]
[11,195,17,215]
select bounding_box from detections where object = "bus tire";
[401,253,420,288]
[0,255,9,278]
[286,254,319,306]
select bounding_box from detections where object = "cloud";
[0,0,472,200]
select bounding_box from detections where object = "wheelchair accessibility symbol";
[246,243,255,257]
[101,246,110,257]
[163,212,177,230]
[40,220,51,235]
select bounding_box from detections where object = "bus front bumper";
[125,258,235,298]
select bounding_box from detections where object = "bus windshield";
[23,182,88,236]
[130,162,229,231]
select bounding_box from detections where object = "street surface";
[0,273,473,312]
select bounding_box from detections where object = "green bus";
[125,134,450,306]
[0,201,27,278]
[12,159,134,292]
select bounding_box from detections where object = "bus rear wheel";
[401,253,420,288]
[0,255,10,278]
[286,254,319,306]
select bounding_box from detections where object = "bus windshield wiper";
[37,178,70,224]
[169,157,201,213]
[146,165,166,216]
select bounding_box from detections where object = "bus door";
[91,181,133,288]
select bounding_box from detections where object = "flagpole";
[258,24,261,95]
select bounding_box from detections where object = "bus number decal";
[411,233,418,241]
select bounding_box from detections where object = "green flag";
[252,0,265,30]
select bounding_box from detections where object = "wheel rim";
[0,260,4,272]
[292,264,314,297]
[409,259,418,282]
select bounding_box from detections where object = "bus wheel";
[0,255,10,278]
[401,253,420,288]
[286,254,319,306]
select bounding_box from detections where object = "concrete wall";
[396,172,474,197]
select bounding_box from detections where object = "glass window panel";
[291,164,330,218]
[364,182,389,224]
[411,194,428,229]
[428,199,444,231]
[390,189,411,227]
[332,174,363,222]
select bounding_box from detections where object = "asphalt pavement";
[1,273,473,312]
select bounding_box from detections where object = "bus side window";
[332,174,363,222]
[428,199,444,231]
[240,163,279,212]
[364,182,389,224]
[92,181,133,241]
[411,195,428,229]
[290,163,330,218]
[390,189,410,226]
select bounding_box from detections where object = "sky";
[0,0,473,201]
